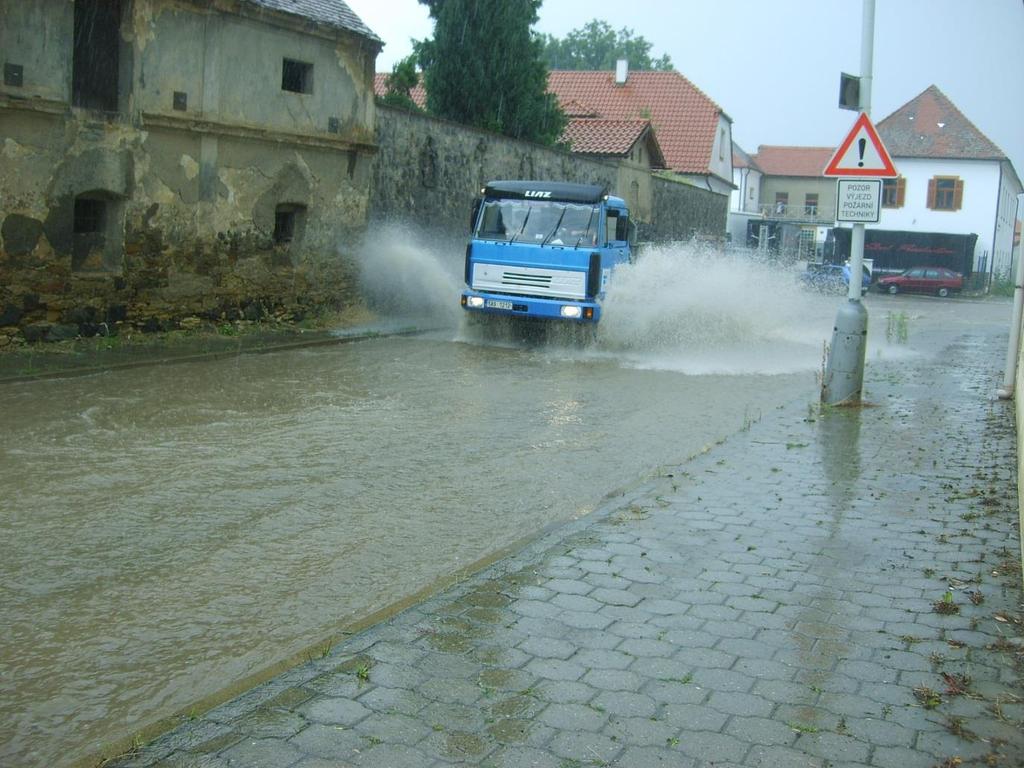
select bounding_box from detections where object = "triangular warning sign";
[823,112,897,177]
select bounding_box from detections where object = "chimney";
[615,59,628,85]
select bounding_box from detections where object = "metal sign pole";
[822,0,874,405]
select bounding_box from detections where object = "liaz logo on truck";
[460,180,635,323]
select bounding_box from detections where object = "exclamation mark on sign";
[857,138,866,167]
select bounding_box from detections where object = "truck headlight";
[560,305,582,318]
[466,296,485,308]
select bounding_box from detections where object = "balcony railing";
[759,203,833,224]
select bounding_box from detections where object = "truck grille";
[471,263,586,300]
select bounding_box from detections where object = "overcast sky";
[349,0,1024,191]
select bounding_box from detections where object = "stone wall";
[649,175,730,243]
[371,105,727,244]
[370,105,618,238]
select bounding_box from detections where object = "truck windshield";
[476,200,599,247]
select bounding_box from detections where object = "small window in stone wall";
[72,193,124,273]
[74,197,105,233]
[274,204,306,244]
[282,59,313,94]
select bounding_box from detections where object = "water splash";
[355,223,465,328]
[596,242,834,375]
[354,230,909,375]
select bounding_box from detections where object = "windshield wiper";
[509,208,531,243]
[541,207,568,246]
[573,208,597,249]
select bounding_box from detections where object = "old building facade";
[0,0,380,341]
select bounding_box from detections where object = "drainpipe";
[997,193,1024,399]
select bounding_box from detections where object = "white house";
[730,143,762,213]
[872,85,1022,279]
[727,143,762,244]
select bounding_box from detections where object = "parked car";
[799,263,870,295]
[876,267,963,297]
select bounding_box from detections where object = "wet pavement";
[110,328,1023,768]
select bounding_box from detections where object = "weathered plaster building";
[0,0,380,342]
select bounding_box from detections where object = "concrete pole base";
[822,300,868,405]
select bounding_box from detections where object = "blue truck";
[460,181,634,324]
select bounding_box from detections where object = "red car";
[877,267,963,297]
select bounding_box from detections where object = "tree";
[416,0,566,145]
[540,20,673,72]
[380,55,422,111]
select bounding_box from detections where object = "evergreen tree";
[380,54,422,111]
[416,0,566,145]
[540,20,673,72]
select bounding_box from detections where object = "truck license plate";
[485,299,513,310]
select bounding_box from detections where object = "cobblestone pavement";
[114,334,1023,768]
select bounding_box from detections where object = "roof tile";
[876,85,1005,160]
[562,119,664,167]
[752,146,835,177]
[247,0,379,41]
[373,72,427,107]
[547,70,726,175]
[732,142,760,172]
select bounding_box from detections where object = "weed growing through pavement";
[913,686,942,709]
[944,716,978,741]
[934,590,960,615]
[941,672,972,697]
[787,722,819,734]
[320,638,334,659]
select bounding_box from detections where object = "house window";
[928,176,963,211]
[804,194,819,216]
[74,197,105,233]
[72,0,122,111]
[882,177,906,208]
[774,192,788,214]
[282,59,313,94]
[719,128,726,162]
[274,204,306,243]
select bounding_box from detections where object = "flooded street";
[0,245,1012,766]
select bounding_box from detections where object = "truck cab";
[460,180,634,324]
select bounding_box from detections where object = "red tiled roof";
[561,98,598,118]
[732,142,760,172]
[547,70,727,175]
[562,119,665,167]
[373,72,426,108]
[752,146,835,177]
[876,85,1005,160]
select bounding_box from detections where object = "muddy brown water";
[0,294,1010,766]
